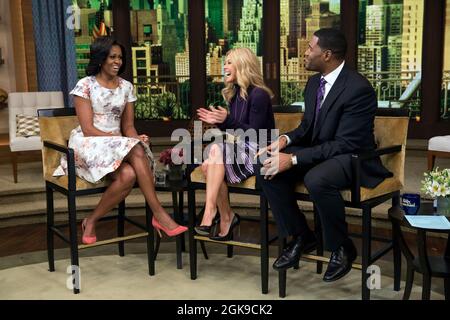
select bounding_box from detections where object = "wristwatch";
[291,154,298,166]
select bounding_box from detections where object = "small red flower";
[159,148,184,166]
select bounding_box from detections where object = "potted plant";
[159,147,184,181]
[421,167,450,215]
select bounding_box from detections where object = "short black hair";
[85,36,126,76]
[313,28,347,60]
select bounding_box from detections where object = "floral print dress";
[53,76,153,183]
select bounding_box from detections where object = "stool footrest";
[78,232,149,249]
[194,235,261,250]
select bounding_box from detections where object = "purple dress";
[217,86,274,184]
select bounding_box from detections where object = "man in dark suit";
[255,28,391,282]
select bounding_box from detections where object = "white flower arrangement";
[421,167,450,198]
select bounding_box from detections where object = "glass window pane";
[73,0,114,80]
[204,0,263,106]
[280,0,341,107]
[130,0,190,120]
[358,0,423,117]
[442,0,450,120]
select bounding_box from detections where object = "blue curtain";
[32,0,77,107]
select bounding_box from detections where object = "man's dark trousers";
[255,147,352,251]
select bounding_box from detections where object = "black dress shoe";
[209,214,240,241]
[273,232,317,271]
[323,240,357,282]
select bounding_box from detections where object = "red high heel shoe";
[152,217,188,237]
[81,218,97,245]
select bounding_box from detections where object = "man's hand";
[254,135,288,160]
[197,106,228,124]
[262,152,293,180]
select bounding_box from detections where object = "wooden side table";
[0,134,17,183]
[0,133,11,162]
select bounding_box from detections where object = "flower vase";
[436,196,450,216]
[167,165,184,181]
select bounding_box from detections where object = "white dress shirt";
[321,60,345,106]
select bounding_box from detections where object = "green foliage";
[280,82,304,106]
[134,92,189,120]
[206,80,226,107]
[134,96,159,119]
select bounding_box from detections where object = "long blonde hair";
[221,47,274,103]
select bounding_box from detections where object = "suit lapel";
[304,75,320,131]
[312,67,348,141]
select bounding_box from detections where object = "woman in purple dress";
[195,47,275,241]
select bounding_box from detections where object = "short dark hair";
[313,28,347,60]
[85,36,126,76]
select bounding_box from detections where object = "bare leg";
[200,144,233,228]
[83,163,136,238]
[216,181,236,237]
[126,144,179,230]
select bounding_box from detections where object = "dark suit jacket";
[286,66,392,188]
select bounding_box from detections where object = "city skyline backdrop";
[71,0,450,119]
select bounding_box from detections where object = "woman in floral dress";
[63,36,187,244]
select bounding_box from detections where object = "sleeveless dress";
[53,76,153,184]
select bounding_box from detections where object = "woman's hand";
[197,106,228,124]
[138,134,150,145]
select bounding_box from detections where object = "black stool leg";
[260,195,269,294]
[179,191,186,252]
[417,231,431,300]
[200,241,209,259]
[118,200,125,257]
[422,274,431,300]
[68,192,80,294]
[145,201,155,276]
[227,243,234,258]
[361,205,372,300]
[188,188,197,280]
[172,191,183,269]
[154,234,161,260]
[392,194,401,291]
[403,265,414,300]
[444,278,449,300]
[226,192,234,258]
[46,184,55,272]
[278,237,287,298]
[314,206,323,274]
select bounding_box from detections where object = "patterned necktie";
[314,77,327,127]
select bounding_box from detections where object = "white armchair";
[428,135,450,171]
[8,91,64,183]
